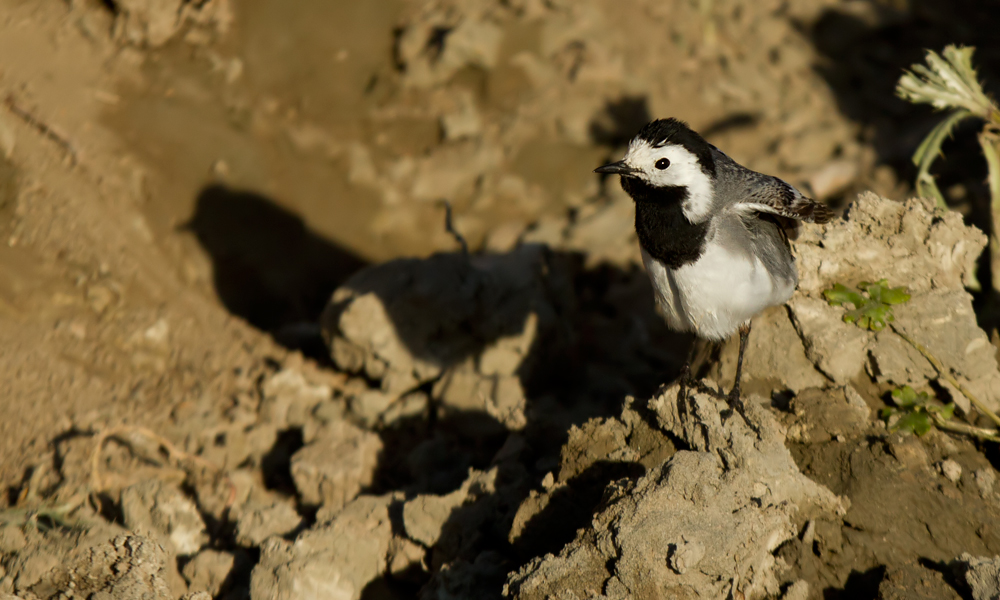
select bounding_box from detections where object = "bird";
[595,118,833,411]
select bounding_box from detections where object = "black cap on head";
[635,118,715,176]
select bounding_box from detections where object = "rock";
[377,391,429,426]
[807,159,858,201]
[506,384,844,600]
[120,480,208,556]
[787,193,995,407]
[782,580,810,600]
[785,386,872,443]
[433,361,529,435]
[938,459,963,484]
[183,549,245,597]
[13,552,59,591]
[249,494,398,600]
[386,536,426,580]
[0,112,15,159]
[28,535,174,600]
[718,304,827,393]
[422,552,508,600]
[396,6,504,88]
[974,468,997,498]
[794,193,984,297]
[235,502,304,547]
[0,526,26,554]
[879,562,959,600]
[403,469,497,547]
[561,195,640,268]
[441,91,483,141]
[787,295,868,384]
[953,553,1000,600]
[112,0,231,47]
[260,368,332,429]
[290,420,383,511]
[113,0,186,46]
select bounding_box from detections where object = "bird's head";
[595,118,717,221]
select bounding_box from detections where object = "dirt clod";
[508,385,844,600]
[953,554,1000,600]
[289,420,382,511]
[234,502,303,548]
[249,494,398,600]
[4,1,1000,599]
[120,480,208,557]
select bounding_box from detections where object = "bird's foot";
[725,385,761,437]
[674,375,761,436]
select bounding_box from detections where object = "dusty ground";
[3,0,1000,599]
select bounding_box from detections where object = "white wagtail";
[595,118,833,408]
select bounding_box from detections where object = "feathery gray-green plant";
[897,46,1000,292]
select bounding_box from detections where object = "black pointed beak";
[594,160,637,176]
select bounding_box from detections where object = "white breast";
[641,242,795,341]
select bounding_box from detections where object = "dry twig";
[891,324,1000,429]
[3,94,78,164]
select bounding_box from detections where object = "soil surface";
[3,1,1000,599]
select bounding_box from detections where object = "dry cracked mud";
[4,1,1000,599]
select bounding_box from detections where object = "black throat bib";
[624,177,709,270]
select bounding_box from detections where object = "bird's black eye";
[655,158,670,170]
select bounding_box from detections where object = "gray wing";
[712,147,834,224]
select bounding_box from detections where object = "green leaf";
[911,109,972,207]
[823,284,865,308]
[891,385,920,407]
[894,411,933,436]
[825,280,911,331]
[940,403,956,420]
[927,402,956,421]
[896,46,993,116]
[880,286,912,305]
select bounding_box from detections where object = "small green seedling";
[881,385,955,436]
[823,279,911,331]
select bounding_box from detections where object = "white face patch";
[624,140,715,223]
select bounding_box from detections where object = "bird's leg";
[726,321,760,434]
[728,321,751,404]
[676,339,698,400]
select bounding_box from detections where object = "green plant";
[822,279,911,331]
[881,385,955,436]
[896,45,1000,207]
[825,279,1000,441]
[896,45,1000,293]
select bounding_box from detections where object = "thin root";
[89,425,235,511]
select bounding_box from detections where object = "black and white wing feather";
[737,177,834,224]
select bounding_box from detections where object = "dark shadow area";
[510,460,645,562]
[183,185,367,351]
[922,557,975,600]
[806,1,1000,177]
[824,565,886,600]
[260,427,304,496]
[589,95,652,148]
[327,246,686,595]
